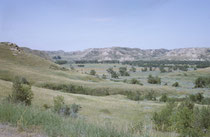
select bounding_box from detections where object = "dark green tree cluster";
[122,60,210,68]
[75,60,120,64]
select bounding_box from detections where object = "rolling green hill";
[0,42,210,137]
[0,42,179,96]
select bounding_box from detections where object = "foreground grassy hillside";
[0,79,178,137]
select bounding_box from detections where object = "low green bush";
[55,60,68,65]
[172,82,179,87]
[53,95,65,113]
[152,102,175,131]
[41,83,112,96]
[189,93,204,103]
[159,94,168,102]
[144,91,156,101]
[90,69,96,75]
[53,95,81,118]
[126,91,142,101]
[130,78,143,85]
[147,75,161,84]
[102,74,107,79]
[194,76,210,88]
[119,67,130,76]
[8,76,33,106]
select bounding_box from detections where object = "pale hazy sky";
[0,0,210,51]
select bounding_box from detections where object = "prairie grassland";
[71,63,210,95]
[0,43,209,136]
[0,44,182,96]
[0,79,179,137]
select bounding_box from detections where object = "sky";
[0,0,210,51]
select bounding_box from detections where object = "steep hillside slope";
[0,42,101,85]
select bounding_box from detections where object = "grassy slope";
[0,43,179,96]
[0,79,179,137]
[1,43,209,136]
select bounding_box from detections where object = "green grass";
[0,43,180,97]
[0,102,133,137]
[0,43,210,136]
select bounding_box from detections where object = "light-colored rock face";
[46,46,210,61]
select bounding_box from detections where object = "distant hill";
[22,47,52,61]
[45,47,210,61]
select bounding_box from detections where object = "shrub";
[90,69,96,75]
[110,71,119,78]
[159,94,168,102]
[194,77,210,88]
[149,67,153,71]
[106,68,119,78]
[55,60,68,65]
[130,66,136,72]
[53,55,61,59]
[8,76,33,105]
[41,83,111,96]
[53,95,65,113]
[201,97,210,105]
[147,75,161,84]
[43,104,51,110]
[70,103,81,118]
[159,65,166,73]
[172,82,179,87]
[53,95,81,117]
[152,102,175,131]
[130,78,143,85]
[141,67,147,72]
[153,101,210,137]
[77,64,85,67]
[102,74,107,79]
[126,91,142,101]
[189,93,204,103]
[144,91,156,101]
[119,67,130,76]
